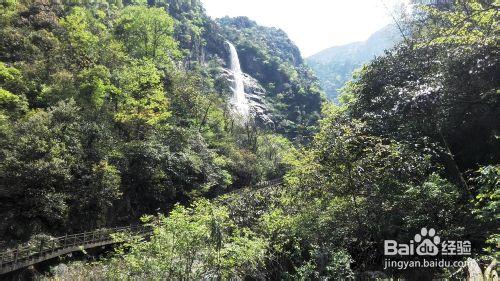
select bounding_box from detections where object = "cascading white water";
[226,41,250,118]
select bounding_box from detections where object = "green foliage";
[287,249,354,280]
[218,16,324,141]
[0,100,122,236]
[256,106,476,277]
[0,62,28,118]
[345,22,499,198]
[397,173,464,236]
[0,88,28,118]
[286,1,499,276]
[0,62,25,93]
[0,4,321,246]
[472,165,500,224]
[77,65,116,108]
[116,5,180,64]
[78,160,122,226]
[417,0,499,46]
[60,7,103,67]
[0,0,18,27]
[115,59,170,129]
[255,134,293,179]
[107,199,268,279]
[0,0,497,279]
[471,165,499,258]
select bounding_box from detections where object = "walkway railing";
[253,178,283,188]
[0,225,150,275]
[0,179,282,275]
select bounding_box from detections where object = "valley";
[0,0,498,279]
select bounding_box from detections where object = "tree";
[0,88,28,119]
[107,199,268,279]
[115,59,171,137]
[471,165,499,256]
[346,38,499,199]
[0,100,122,238]
[0,62,28,118]
[76,65,118,109]
[262,107,469,277]
[115,6,180,65]
[415,0,499,46]
[60,7,104,68]
[0,62,28,119]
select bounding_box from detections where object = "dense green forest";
[0,0,319,241]
[0,0,498,279]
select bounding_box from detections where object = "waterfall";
[226,41,250,118]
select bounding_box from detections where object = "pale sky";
[201,0,404,57]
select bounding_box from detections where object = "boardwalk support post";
[14,246,19,264]
[51,240,56,254]
[39,240,44,258]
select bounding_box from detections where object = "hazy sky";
[201,0,403,57]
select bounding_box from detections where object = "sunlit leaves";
[77,65,117,108]
[115,59,170,129]
[107,199,268,279]
[60,7,104,67]
[416,0,499,47]
[116,6,181,65]
[472,165,500,223]
[0,88,28,118]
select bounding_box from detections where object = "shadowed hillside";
[307,24,402,100]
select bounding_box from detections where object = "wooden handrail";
[0,225,151,275]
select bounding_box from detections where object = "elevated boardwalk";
[0,225,150,275]
[0,179,283,276]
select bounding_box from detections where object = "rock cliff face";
[130,1,323,140]
[214,16,323,140]
[242,73,274,127]
[219,68,274,128]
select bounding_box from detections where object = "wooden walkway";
[253,178,282,188]
[0,225,150,275]
[0,179,283,276]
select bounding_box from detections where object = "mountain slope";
[218,16,323,141]
[0,0,323,241]
[307,24,402,100]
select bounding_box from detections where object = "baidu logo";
[415,227,440,256]
[384,228,471,256]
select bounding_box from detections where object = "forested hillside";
[0,0,498,279]
[218,16,323,140]
[0,0,320,243]
[308,24,401,100]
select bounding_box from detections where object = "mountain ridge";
[307,23,402,100]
